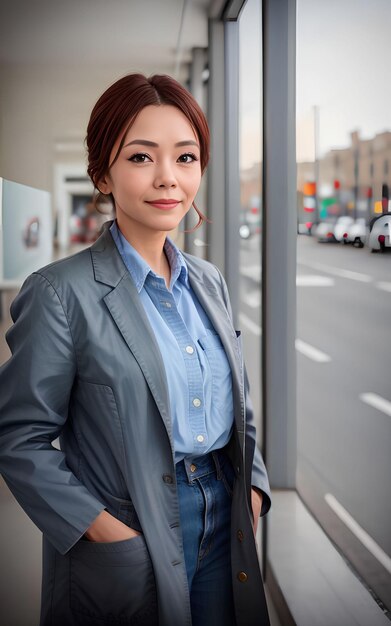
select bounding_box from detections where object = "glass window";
[296,0,391,608]
[238,0,263,443]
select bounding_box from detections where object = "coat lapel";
[90,223,173,451]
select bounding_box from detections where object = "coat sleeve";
[0,272,106,554]
[216,267,271,516]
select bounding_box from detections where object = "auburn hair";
[86,73,210,229]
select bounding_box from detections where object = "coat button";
[237,529,244,542]
[237,571,248,583]
[162,474,174,484]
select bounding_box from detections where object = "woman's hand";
[251,488,263,536]
[83,510,141,543]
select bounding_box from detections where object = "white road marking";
[240,265,261,281]
[238,313,262,336]
[238,315,332,363]
[296,275,335,287]
[295,339,331,362]
[325,493,391,574]
[300,261,372,283]
[243,291,261,308]
[242,266,336,287]
[360,392,391,417]
[242,276,334,309]
[376,281,391,293]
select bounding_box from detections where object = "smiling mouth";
[145,200,181,210]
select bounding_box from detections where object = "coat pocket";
[69,536,158,624]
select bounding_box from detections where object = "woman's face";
[99,104,202,239]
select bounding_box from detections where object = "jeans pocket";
[70,536,158,625]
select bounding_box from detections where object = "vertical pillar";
[206,20,226,274]
[186,47,207,255]
[223,20,240,327]
[262,0,297,487]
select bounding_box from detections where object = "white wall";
[0,63,175,195]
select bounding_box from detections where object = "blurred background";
[0,0,390,624]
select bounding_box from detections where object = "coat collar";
[90,220,128,288]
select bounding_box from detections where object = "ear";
[97,174,112,195]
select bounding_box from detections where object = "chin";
[152,217,185,231]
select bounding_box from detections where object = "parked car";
[334,215,354,242]
[297,220,313,235]
[344,218,368,248]
[366,212,391,252]
[314,218,338,243]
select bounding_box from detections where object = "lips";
[146,199,181,210]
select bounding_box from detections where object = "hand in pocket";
[84,509,141,543]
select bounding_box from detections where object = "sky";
[297,0,391,161]
[239,0,391,168]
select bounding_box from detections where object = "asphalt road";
[238,233,391,609]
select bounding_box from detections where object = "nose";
[153,159,177,189]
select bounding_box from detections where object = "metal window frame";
[206,19,226,274]
[207,0,297,486]
[262,0,297,489]
[206,11,242,325]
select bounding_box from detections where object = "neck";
[115,217,171,284]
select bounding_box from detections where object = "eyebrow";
[123,139,200,149]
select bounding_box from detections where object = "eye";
[128,152,152,163]
[177,152,198,163]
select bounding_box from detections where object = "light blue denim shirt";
[109,220,234,463]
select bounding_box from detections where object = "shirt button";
[192,398,202,408]
[190,464,197,473]
[237,571,248,583]
[237,529,244,542]
[196,434,205,443]
[165,302,172,308]
[185,345,194,354]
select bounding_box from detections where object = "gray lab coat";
[0,221,271,625]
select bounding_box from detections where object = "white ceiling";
[0,0,213,74]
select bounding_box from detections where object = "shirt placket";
[145,277,208,454]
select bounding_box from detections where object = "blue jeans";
[175,450,237,626]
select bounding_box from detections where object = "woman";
[0,73,271,626]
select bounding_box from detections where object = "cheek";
[186,171,202,196]
[115,170,149,196]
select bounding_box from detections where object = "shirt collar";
[163,234,189,289]
[109,219,189,293]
